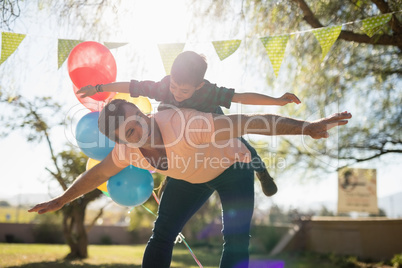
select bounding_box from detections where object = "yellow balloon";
[113,93,152,114]
[97,182,108,192]
[86,158,108,192]
[86,158,100,170]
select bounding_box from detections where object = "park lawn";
[0,243,392,268]
[0,243,220,268]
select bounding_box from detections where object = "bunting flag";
[260,35,290,77]
[0,32,26,65]
[157,43,185,75]
[212,39,242,61]
[361,14,392,37]
[0,11,400,77]
[313,25,342,61]
[58,39,83,69]
[104,42,129,49]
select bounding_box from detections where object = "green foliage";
[190,0,402,172]
[0,200,11,207]
[32,212,64,244]
[250,225,289,253]
[327,252,358,268]
[58,146,88,185]
[391,253,402,268]
[99,235,113,245]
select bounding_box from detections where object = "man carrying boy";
[29,98,351,267]
[78,51,301,196]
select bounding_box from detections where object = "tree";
[0,1,119,34]
[190,0,402,172]
[0,95,103,259]
[0,200,11,207]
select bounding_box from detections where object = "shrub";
[32,213,64,244]
[391,254,402,268]
[99,235,113,245]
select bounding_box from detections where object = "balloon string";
[141,205,157,217]
[152,191,160,205]
[132,191,203,268]
[176,233,204,268]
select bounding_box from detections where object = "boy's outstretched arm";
[77,82,131,98]
[232,92,301,106]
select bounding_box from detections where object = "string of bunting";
[0,11,399,78]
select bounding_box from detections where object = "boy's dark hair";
[170,51,207,86]
[98,99,137,143]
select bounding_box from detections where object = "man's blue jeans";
[142,163,254,268]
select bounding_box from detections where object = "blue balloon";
[75,111,115,160]
[107,166,154,207]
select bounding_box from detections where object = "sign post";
[337,168,378,214]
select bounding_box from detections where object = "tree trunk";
[62,198,89,259]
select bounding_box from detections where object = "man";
[29,99,351,267]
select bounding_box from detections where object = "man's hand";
[76,85,97,98]
[28,198,65,214]
[277,93,301,106]
[305,111,352,139]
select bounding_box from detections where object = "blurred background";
[0,0,401,265]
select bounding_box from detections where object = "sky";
[0,0,401,215]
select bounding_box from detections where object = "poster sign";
[337,168,378,214]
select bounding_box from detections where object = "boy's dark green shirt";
[129,75,235,113]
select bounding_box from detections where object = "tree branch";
[372,0,402,34]
[28,102,67,191]
[292,0,402,49]
[293,0,323,28]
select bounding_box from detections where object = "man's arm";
[232,92,301,106]
[212,111,352,141]
[28,153,124,214]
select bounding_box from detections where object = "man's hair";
[98,99,136,143]
[170,51,207,86]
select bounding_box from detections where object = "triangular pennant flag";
[0,32,26,65]
[212,39,241,61]
[58,39,83,69]
[312,25,342,61]
[361,14,392,38]
[157,43,185,75]
[104,42,129,49]
[260,35,290,77]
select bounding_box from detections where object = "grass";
[1,243,219,268]
[0,243,395,268]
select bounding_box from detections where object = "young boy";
[77,51,301,196]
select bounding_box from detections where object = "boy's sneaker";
[256,170,278,197]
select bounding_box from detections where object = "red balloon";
[72,84,114,112]
[68,41,117,101]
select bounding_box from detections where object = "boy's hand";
[77,85,97,98]
[305,111,352,139]
[278,93,301,106]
